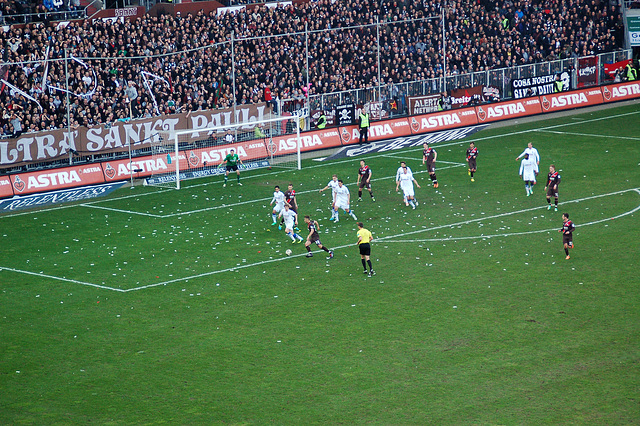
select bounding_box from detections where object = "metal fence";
[292,50,632,121]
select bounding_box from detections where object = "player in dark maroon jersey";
[422,142,439,188]
[303,216,333,259]
[544,164,561,211]
[280,183,300,231]
[357,160,375,202]
[559,213,575,260]
[466,142,478,182]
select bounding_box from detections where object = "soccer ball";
[285,249,292,256]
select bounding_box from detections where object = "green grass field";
[1,103,639,424]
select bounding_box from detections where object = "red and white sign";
[0,175,13,198]
[540,88,603,112]
[475,98,542,123]
[409,108,478,134]
[102,153,189,181]
[9,164,106,196]
[601,82,640,102]
[338,118,412,145]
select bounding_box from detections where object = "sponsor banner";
[601,82,640,102]
[577,56,599,88]
[475,98,542,123]
[145,160,271,185]
[90,6,145,21]
[9,164,106,196]
[0,181,126,213]
[511,71,571,99]
[102,152,189,181]
[0,175,13,198]
[603,59,632,79]
[628,16,640,46]
[338,118,412,146]
[450,85,501,109]
[0,103,272,169]
[540,88,604,112]
[408,108,478,134]
[335,104,355,126]
[408,94,440,115]
[324,126,487,160]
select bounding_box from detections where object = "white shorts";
[335,200,350,211]
[521,171,536,182]
[401,183,415,198]
[273,203,284,213]
[284,219,295,230]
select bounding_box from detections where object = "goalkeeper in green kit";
[220,148,244,187]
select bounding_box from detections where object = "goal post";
[147,114,303,189]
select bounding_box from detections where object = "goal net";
[147,114,303,189]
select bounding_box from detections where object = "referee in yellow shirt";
[356,222,375,277]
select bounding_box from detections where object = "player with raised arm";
[545,164,561,211]
[303,215,333,258]
[220,148,243,187]
[396,165,421,209]
[357,160,375,202]
[559,212,575,260]
[331,180,358,222]
[422,142,439,188]
[270,186,285,226]
[466,142,478,182]
[279,204,303,243]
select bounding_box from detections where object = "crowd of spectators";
[1,0,82,25]
[0,0,627,139]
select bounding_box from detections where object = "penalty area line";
[0,266,125,292]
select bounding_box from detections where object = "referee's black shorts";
[359,243,371,256]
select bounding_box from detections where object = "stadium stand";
[0,0,627,137]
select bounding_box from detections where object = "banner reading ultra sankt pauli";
[0,104,272,170]
[511,71,572,99]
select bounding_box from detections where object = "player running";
[319,174,340,212]
[220,148,243,187]
[357,160,375,202]
[270,186,285,226]
[303,216,333,258]
[279,204,303,243]
[559,213,575,260]
[466,142,478,182]
[282,183,300,232]
[396,165,421,209]
[331,180,358,222]
[422,142,439,188]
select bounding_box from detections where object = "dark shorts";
[562,233,573,246]
[226,165,238,172]
[359,243,371,256]
[547,185,558,197]
[358,180,371,189]
[468,159,477,170]
[427,163,436,173]
[309,234,321,246]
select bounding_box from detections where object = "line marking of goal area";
[76,163,467,218]
[1,188,636,293]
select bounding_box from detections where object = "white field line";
[3,107,638,221]
[2,187,637,292]
[80,203,165,218]
[122,187,639,292]
[81,163,466,218]
[0,266,125,292]
[382,189,640,243]
[535,130,640,141]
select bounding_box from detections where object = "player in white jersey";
[519,154,537,196]
[516,142,540,179]
[270,186,286,225]
[331,180,358,222]
[396,165,421,209]
[319,174,340,209]
[278,204,303,243]
[395,161,418,205]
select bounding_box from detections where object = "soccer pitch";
[1,103,639,424]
